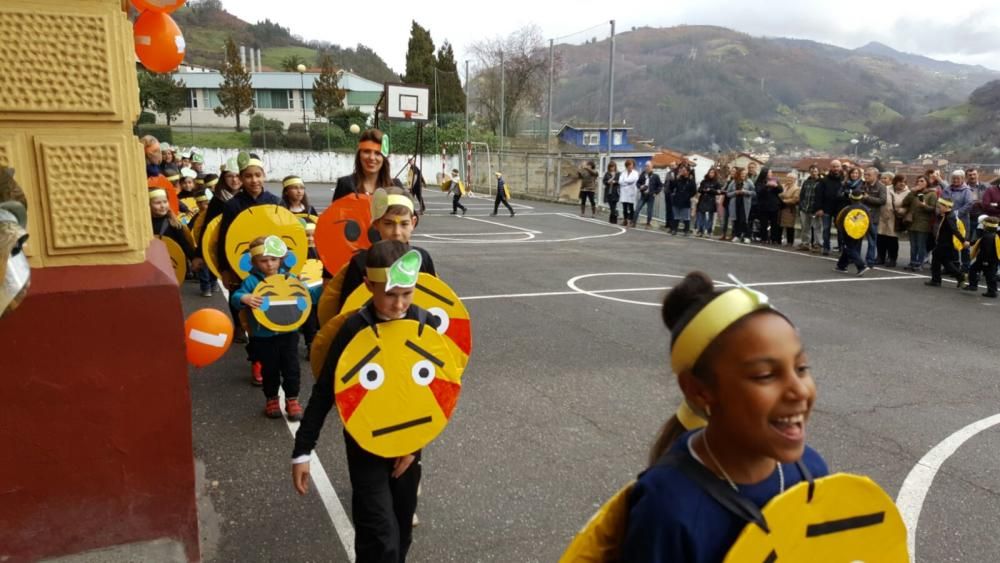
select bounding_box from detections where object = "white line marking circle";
[566,273,690,307]
[895,413,1000,562]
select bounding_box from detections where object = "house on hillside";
[154,70,384,128]
[557,124,655,169]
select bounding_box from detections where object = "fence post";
[556,154,562,200]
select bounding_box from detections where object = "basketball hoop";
[403,111,414,120]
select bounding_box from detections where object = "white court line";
[219,285,356,560]
[896,414,1000,563]
[461,215,542,233]
[415,214,627,244]
[423,232,535,242]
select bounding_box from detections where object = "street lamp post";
[296,63,307,128]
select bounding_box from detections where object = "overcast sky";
[223,0,1000,73]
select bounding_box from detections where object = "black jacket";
[152,215,195,259]
[603,172,620,202]
[696,179,722,213]
[813,173,846,215]
[937,211,967,249]
[215,189,281,273]
[333,175,358,202]
[756,182,784,213]
[973,232,999,266]
[668,176,697,208]
[337,246,437,312]
[639,171,663,195]
[293,302,441,458]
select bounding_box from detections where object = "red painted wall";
[0,242,200,562]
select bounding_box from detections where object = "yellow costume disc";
[225,204,307,279]
[310,308,353,379]
[299,258,325,290]
[158,235,187,284]
[559,483,633,563]
[201,215,223,279]
[441,178,452,193]
[843,209,869,240]
[250,274,312,332]
[503,185,511,200]
[971,234,1000,261]
[953,218,967,251]
[180,197,196,213]
[341,272,472,374]
[724,473,908,562]
[334,319,461,458]
[317,263,349,326]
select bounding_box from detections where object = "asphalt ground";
[186,185,1000,562]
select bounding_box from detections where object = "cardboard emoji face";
[298,258,325,290]
[157,235,186,284]
[315,193,372,275]
[334,319,461,458]
[250,273,312,332]
[342,272,472,374]
[724,473,908,563]
[201,215,223,279]
[225,205,307,279]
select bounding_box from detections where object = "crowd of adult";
[590,158,1000,274]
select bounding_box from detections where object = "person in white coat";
[618,159,640,227]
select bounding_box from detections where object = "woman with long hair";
[332,128,393,201]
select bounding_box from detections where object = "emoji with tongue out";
[334,318,461,458]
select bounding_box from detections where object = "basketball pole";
[607,19,616,173]
[499,50,505,176]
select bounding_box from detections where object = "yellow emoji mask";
[250,273,313,332]
[341,272,472,374]
[724,473,908,562]
[225,204,307,279]
[334,318,461,458]
[201,215,224,279]
[298,258,325,290]
[158,236,187,284]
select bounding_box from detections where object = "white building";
[159,70,384,128]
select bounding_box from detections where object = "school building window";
[185,89,199,109]
[613,131,624,145]
[254,89,291,110]
[583,131,600,146]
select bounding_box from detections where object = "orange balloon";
[315,193,373,274]
[185,308,234,367]
[131,0,186,13]
[134,11,185,73]
[148,175,180,215]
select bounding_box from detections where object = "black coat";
[696,179,721,213]
[668,176,697,208]
[603,172,621,203]
[756,182,784,213]
[332,175,358,202]
[813,173,846,215]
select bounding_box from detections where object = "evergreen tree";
[404,21,436,112]
[435,42,466,115]
[138,71,187,125]
[313,54,346,121]
[214,37,254,131]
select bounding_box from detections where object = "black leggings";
[761,211,781,243]
[876,234,899,263]
[621,202,635,224]
[412,186,426,213]
[253,332,300,399]
[452,193,466,213]
[580,191,596,209]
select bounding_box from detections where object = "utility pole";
[499,50,505,173]
[546,38,554,195]
[607,20,616,171]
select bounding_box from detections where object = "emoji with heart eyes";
[225,205,307,279]
[334,317,461,458]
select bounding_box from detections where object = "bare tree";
[470,26,552,136]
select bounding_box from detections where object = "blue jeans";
[671,206,691,233]
[909,231,928,268]
[695,211,715,234]
[821,214,834,252]
[635,192,656,224]
[198,266,215,292]
[865,221,878,266]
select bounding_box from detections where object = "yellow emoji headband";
[237,152,264,173]
[204,178,219,188]
[166,174,181,182]
[938,199,954,209]
[365,249,422,290]
[283,176,304,188]
[676,400,707,430]
[358,140,382,154]
[195,194,210,202]
[371,188,415,220]
[250,235,288,258]
[670,277,776,375]
[148,189,167,200]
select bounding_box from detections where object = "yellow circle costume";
[201,215,223,279]
[334,319,461,458]
[224,205,307,279]
[250,273,312,332]
[842,208,869,240]
[724,473,908,562]
[158,235,186,284]
[298,258,325,290]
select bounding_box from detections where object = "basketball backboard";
[385,83,430,122]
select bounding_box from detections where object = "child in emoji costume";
[149,188,201,282]
[964,215,1000,297]
[925,198,970,288]
[231,236,322,420]
[491,171,515,217]
[834,189,871,276]
[294,241,458,563]
[563,272,907,562]
[447,168,467,215]
[317,187,436,324]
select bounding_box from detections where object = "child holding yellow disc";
[834,189,871,276]
[149,188,201,273]
[293,240,441,563]
[231,236,321,420]
[621,271,828,562]
[334,187,436,313]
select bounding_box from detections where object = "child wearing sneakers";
[834,189,871,276]
[231,236,322,420]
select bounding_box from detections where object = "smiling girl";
[622,271,827,562]
[333,129,393,201]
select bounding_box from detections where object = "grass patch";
[789,124,856,152]
[172,130,250,149]
[261,46,320,70]
[928,104,976,124]
[868,101,902,123]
